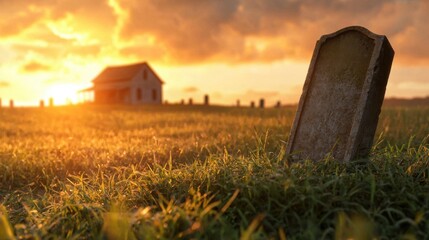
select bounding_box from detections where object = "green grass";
[0,105,428,239]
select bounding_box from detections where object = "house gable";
[92,62,164,85]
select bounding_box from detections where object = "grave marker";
[286,26,394,162]
[204,94,209,105]
[259,98,265,108]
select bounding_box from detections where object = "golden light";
[44,83,80,105]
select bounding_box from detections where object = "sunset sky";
[0,0,428,106]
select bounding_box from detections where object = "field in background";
[0,105,428,239]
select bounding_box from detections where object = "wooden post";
[250,101,255,108]
[9,99,13,108]
[189,98,193,105]
[181,99,185,105]
[49,98,54,107]
[0,98,2,108]
[259,98,265,108]
[40,100,45,108]
[276,101,281,108]
[236,99,240,107]
[204,94,209,106]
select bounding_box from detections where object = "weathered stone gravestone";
[286,26,394,162]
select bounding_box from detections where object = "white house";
[81,62,164,105]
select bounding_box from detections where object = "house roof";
[92,62,165,84]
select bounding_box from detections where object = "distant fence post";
[181,99,185,105]
[204,94,209,106]
[9,99,13,108]
[236,99,240,107]
[40,100,44,108]
[259,98,265,108]
[0,98,2,108]
[276,101,281,108]
[250,101,255,108]
[49,98,54,107]
[189,98,193,105]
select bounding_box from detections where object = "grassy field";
[0,105,428,239]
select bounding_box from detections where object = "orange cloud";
[0,81,10,88]
[21,61,52,73]
[183,86,199,93]
[113,0,429,65]
[1,0,429,66]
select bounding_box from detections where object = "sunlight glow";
[44,84,80,105]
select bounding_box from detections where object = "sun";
[44,83,80,106]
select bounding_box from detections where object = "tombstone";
[286,26,394,163]
[40,100,45,108]
[276,101,281,108]
[236,100,240,107]
[49,98,54,107]
[9,99,14,108]
[188,98,193,105]
[250,101,255,108]
[204,94,209,106]
[259,99,265,108]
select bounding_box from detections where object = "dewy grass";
[0,105,428,239]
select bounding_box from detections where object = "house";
[80,62,164,104]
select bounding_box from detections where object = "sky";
[0,0,428,106]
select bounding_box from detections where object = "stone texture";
[286,26,394,162]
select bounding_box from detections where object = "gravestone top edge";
[319,26,385,43]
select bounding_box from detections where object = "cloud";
[0,81,10,88]
[112,0,429,65]
[182,86,199,93]
[1,0,429,65]
[21,61,52,73]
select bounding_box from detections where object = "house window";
[152,89,157,101]
[137,88,142,100]
[143,70,147,80]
